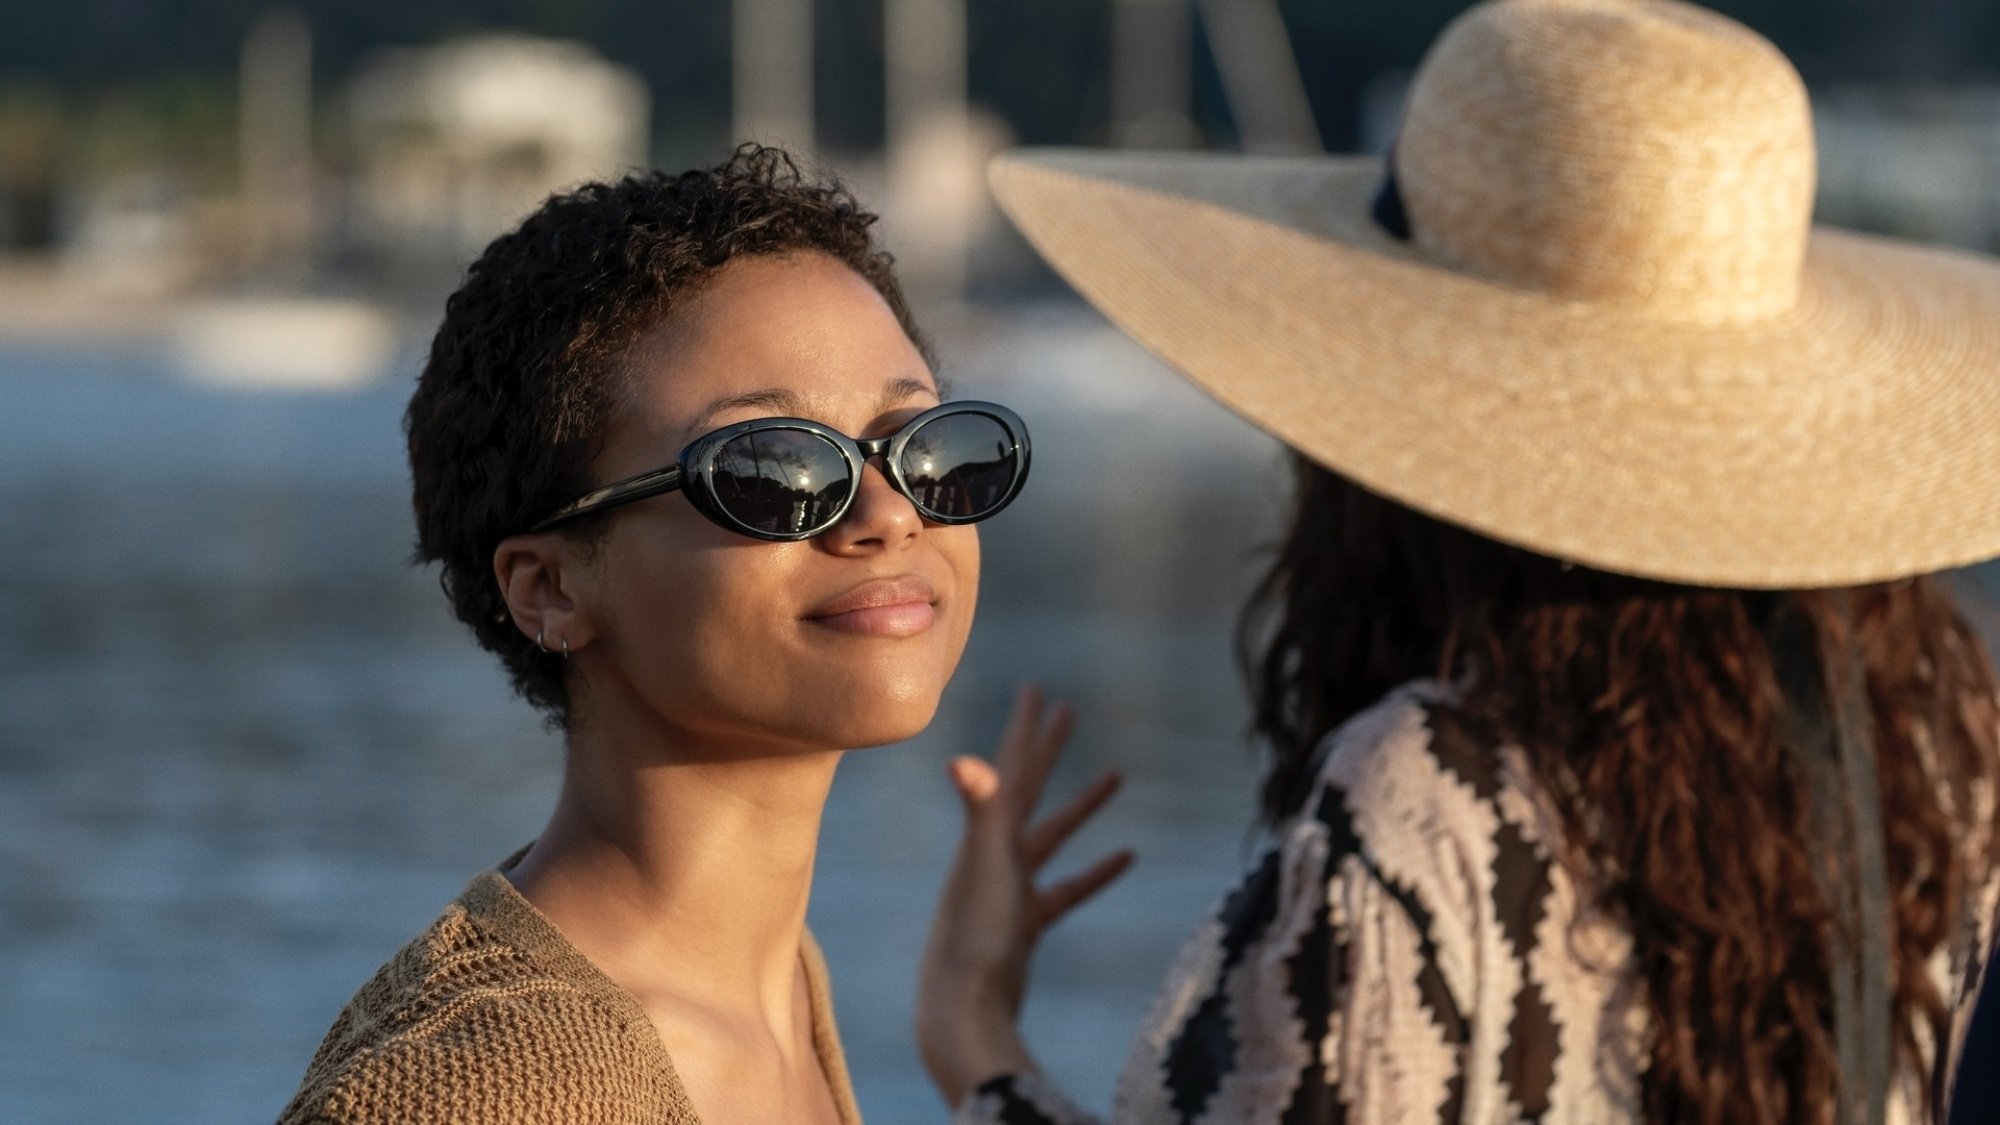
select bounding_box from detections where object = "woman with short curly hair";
[279,147,1042,1124]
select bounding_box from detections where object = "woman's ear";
[493,534,596,656]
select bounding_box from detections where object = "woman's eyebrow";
[878,375,942,412]
[681,388,806,440]
[682,376,940,441]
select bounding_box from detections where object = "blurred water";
[0,306,1287,1124]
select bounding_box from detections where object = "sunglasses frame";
[527,400,1032,540]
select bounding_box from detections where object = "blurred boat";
[171,296,399,391]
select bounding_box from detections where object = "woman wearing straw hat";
[917,1,2000,1122]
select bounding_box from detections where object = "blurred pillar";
[886,0,966,151]
[886,0,972,298]
[240,8,314,279]
[1112,0,1197,148]
[733,0,815,156]
[1195,0,1320,153]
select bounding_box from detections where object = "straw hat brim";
[990,149,2000,589]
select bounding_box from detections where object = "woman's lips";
[805,575,938,638]
[809,601,937,637]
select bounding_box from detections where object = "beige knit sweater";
[278,865,863,1125]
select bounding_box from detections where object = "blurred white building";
[346,35,650,261]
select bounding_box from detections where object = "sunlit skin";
[488,252,982,1124]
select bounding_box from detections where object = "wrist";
[918,1005,1037,1108]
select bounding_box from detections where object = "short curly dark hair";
[405,145,930,727]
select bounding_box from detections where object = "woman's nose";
[819,459,922,554]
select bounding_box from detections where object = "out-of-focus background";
[2,2,1997,1121]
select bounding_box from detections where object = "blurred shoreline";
[0,258,180,344]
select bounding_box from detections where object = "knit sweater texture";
[277,865,862,1125]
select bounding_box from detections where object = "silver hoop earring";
[562,636,571,659]
[536,627,548,653]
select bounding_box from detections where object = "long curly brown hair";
[1240,459,2000,1124]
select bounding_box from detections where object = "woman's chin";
[806,687,945,750]
[834,709,942,750]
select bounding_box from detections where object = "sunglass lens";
[899,412,1019,520]
[711,429,852,536]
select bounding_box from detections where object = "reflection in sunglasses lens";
[712,430,852,535]
[900,413,1017,519]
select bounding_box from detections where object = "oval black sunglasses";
[528,400,1032,541]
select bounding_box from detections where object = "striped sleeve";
[1295,690,1648,1122]
[952,1072,1099,1125]
[1111,684,1646,1123]
[1106,768,1478,1123]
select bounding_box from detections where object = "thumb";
[949,756,1004,823]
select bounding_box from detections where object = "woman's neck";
[506,719,842,1036]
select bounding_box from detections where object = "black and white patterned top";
[954,680,1996,1125]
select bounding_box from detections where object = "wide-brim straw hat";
[989,0,2000,589]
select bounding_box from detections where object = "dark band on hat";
[1371,145,1414,242]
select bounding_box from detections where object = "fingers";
[990,684,1044,804]
[1011,700,1074,820]
[1022,771,1123,870]
[991,685,1076,822]
[1033,849,1136,931]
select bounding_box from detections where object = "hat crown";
[1395,0,1816,324]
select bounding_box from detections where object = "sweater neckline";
[456,850,862,1124]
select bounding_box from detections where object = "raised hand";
[916,685,1134,1107]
